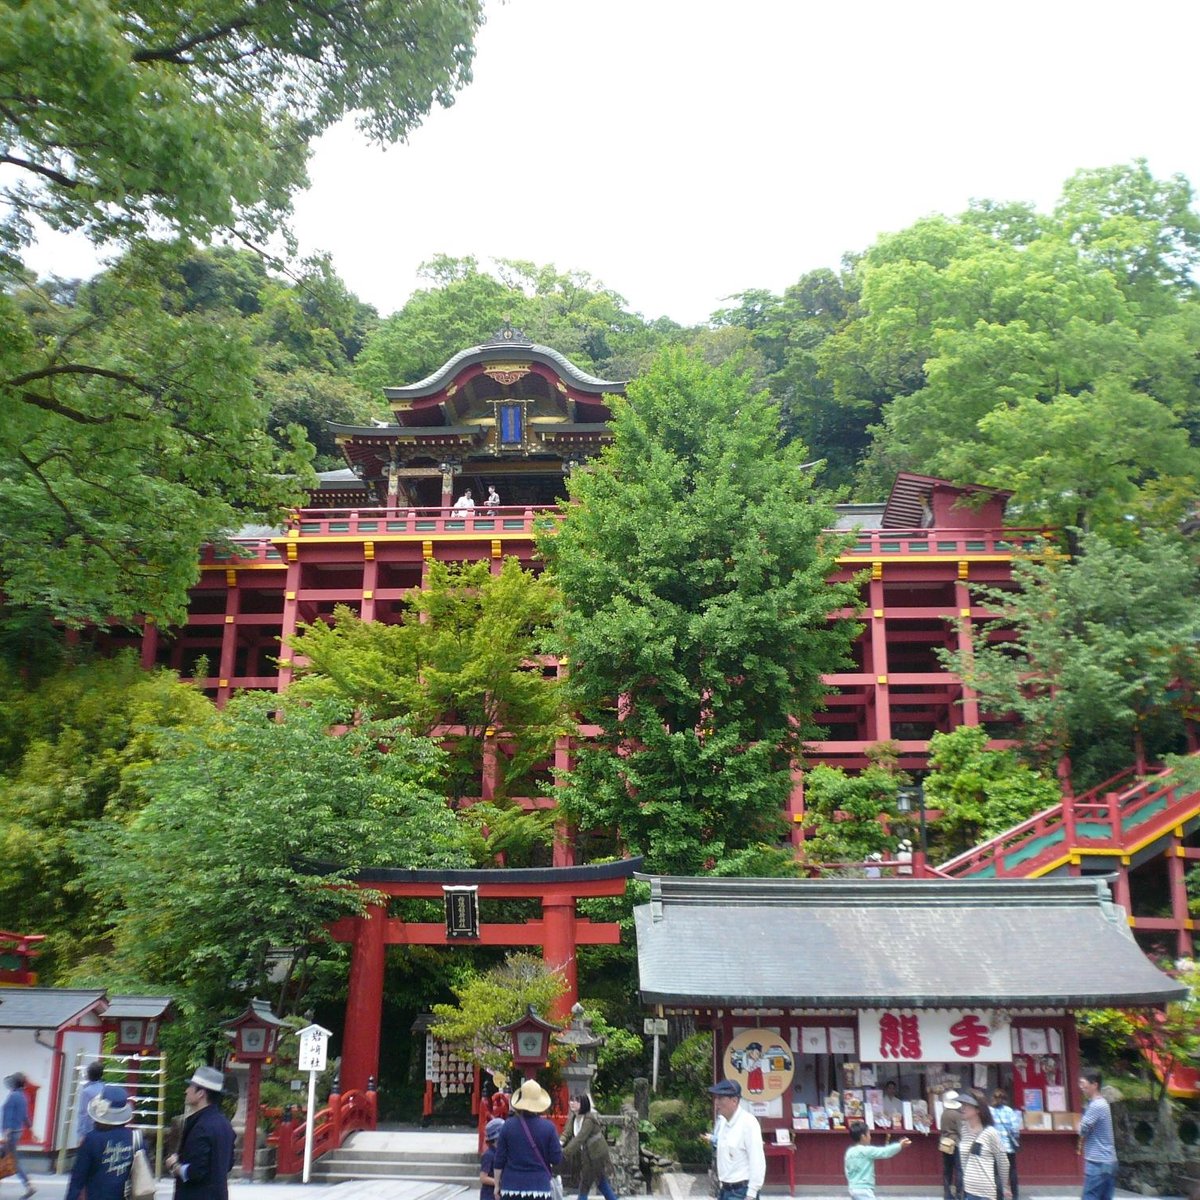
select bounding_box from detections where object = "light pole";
[896,784,928,870]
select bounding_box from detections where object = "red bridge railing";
[269,1083,378,1178]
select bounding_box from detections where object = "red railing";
[269,1085,378,1177]
[938,754,1200,879]
[200,512,1051,562]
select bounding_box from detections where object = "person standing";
[707,1080,765,1200]
[989,1088,1022,1200]
[75,1062,106,1145]
[2,1073,34,1200]
[844,1121,910,1200]
[65,1085,135,1200]
[494,1080,562,1200]
[938,1089,964,1200]
[957,1090,1009,1200]
[485,486,501,514]
[481,1117,504,1200]
[561,1095,617,1200]
[165,1067,235,1200]
[1078,1070,1118,1200]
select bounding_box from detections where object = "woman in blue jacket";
[65,1085,137,1200]
[494,1080,563,1199]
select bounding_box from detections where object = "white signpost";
[296,1024,332,1184]
[643,1017,668,1092]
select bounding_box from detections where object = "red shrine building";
[107,326,1031,771]
[91,327,1199,965]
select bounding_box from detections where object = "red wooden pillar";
[217,569,240,708]
[788,764,805,850]
[1063,1013,1082,1106]
[277,553,302,690]
[552,733,574,867]
[868,568,891,741]
[542,896,577,1020]
[360,552,379,624]
[342,903,386,1094]
[1166,841,1194,957]
[1112,860,1132,917]
[953,570,980,728]
[140,617,159,671]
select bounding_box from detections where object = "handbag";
[938,1133,957,1155]
[0,1152,16,1182]
[516,1114,563,1200]
[127,1130,156,1200]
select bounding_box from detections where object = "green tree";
[77,694,469,1016]
[1,0,483,624]
[923,725,1061,857]
[540,349,860,875]
[820,165,1200,534]
[798,752,906,865]
[430,952,566,1072]
[290,557,571,810]
[944,534,1200,792]
[0,653,212,974]
[2,246,315,625]
[0,0,483,258]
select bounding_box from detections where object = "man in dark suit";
[166,1067,235,1200]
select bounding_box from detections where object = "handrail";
[269,1085,377,1178]
[938,755,1200,878]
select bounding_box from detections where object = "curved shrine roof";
[382,325,626,402]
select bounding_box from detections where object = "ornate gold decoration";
[483,362,532,386]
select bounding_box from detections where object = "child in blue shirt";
[481,1117,504,1200]
[844,1120,910,1200]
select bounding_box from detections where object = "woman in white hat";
[494,1080,563,1200]
[939,1090,964,1200]
[64,1085,136,1200]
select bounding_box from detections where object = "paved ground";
[4,1170,1176,1200]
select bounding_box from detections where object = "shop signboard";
[858,1009,1011,1062]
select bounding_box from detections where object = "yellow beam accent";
[362,590,373,600]
[492,539,502,558]
[877,675,888,685]
[225,568,237,587]
[286,542,297,562]
[422,540,433,559]
[873,609,883,618]
[286,591,296,601]
[219,679,228,688]
[199,561,286,572]
[363,541,374,561]
[871,562,882,580]
[958,560,969,580]
[225,615,234,624]
[960,608,971,617]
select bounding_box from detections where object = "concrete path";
[5,1169,1175,1200]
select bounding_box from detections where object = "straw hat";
[88,1084,134,1126]
[510,1079,552,1113]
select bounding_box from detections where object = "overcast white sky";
[26,0,1200,326]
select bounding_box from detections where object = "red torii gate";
[325,860,641,1093]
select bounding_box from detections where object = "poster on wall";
[858,1010,1012,1063]
[723,1028,796,1101]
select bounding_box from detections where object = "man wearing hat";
[938,1090,964,1200]
[705,1080,765,1200]
[165,1067,235,1200]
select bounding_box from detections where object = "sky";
[24,0,1200,326]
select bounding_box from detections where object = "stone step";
[326,1148,479,1165]
[310,1162,479,1183]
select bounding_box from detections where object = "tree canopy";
[0,0,483,626]
[540,349,859,875]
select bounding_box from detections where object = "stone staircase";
[309,1129,480,1187]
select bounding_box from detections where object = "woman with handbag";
[493,1080,563,1200]
[957,1090,1010,1200]
[938,1089,964,1200]
[561,1096,617,1200]
[65,1085,140,1200]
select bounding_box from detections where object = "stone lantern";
[556,1003,604,1100]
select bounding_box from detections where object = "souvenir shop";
[634,875,1185,1187]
